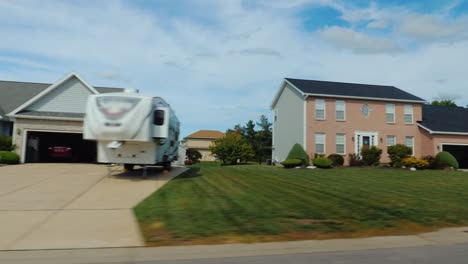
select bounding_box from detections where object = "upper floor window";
[315,99,325,119]
[387,135,396,146]
[336,100,345,121]
[386,104,395,123]
[315,133,326,154]
[405,136,414,156]
[404,105,413,124]
[336,134,345,154]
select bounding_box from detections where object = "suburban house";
[0,72,123,163]
[182,130,225,161]
[271,78,468,168]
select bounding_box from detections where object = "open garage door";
[25,131,96,163]
[442,144,468,169]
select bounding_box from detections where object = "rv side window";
[153,110,165,125]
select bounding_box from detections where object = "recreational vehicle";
[83,89,180,171]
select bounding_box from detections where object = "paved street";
[0,164,186,250]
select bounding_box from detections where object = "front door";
[355,132,378,155]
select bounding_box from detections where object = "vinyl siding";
[272,84,305,162]
[26,76,93,113]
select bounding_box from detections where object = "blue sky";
[1,0,468,137]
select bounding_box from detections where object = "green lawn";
[134,165,468,245]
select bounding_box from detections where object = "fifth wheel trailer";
[83,89,180,171]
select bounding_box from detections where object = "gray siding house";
[0,72,123,163]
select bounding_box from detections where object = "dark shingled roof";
[0,80,124,115]
[418,105,468,133]
[285,78,426,102]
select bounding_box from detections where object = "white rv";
[83,89,180,171]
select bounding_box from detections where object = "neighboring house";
[0,72,123,163]
[182,130,225,161]
[271,78,468,168]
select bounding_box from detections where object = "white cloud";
[397,14,468,42]
[367,19,389,29]
[321,26,401,53]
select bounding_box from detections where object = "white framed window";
[386,104,395,123]
[336,100,346,121]
[315,99,325,119]
[336,134,345,154]
[315,133,326,154]
[387,135,396,147]
[405,136,414,156]
[404,104,413,124]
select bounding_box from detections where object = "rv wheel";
[124,164,135,171]
[163,161,171,171]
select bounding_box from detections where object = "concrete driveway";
[0,163,187,250]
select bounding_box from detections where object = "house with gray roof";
[0,72,124,163]
[272,78,468,168]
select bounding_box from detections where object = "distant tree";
[209,133,254,165]
[254,115,272,164]
[186,148,202,163]
[431,100,457,106]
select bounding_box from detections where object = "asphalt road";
[131,243,468,264]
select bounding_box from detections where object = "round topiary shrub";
[435,151,459,169]
[281,159,303,168]
[313,157,333,168]
[0,151,20,164]
[327,154,344,166]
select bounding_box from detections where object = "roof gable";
[285,78,426,103]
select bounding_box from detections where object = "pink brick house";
[271,78,468,167]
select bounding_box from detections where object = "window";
[315,133,325,154]
[387,135,396,146]
[404,105,413,124]
[153,110,165,125]
[336,134,345,154]
[405,136,414,156]
[386,104,395,123]
[315,99,325,119]
[336,100,345,120]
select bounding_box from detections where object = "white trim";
[386,135,396,147]
[441,143,468,146]
[21,128,83,163]
[9,114,83,121]
[335,133,346,154]
[404,104,414,124]
[315,99,326,120]
[9,72,99,116]
[303,100,307,150]
[354,131,379,154]
[315,133,326,154]
[417,123,468,135]
[386,103,395,123]
[304,93,426,104]
[405,136,415,156]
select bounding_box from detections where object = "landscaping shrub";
[312,157,333,168]
[360,146,382,166]
[422,155,446,169]
[186,148,202,163]
[281,159,303,168]
[387,144,412,166]
[286,143,310,166]
[393,161,404,168]
[328,153,344,166]
[0,136,13,151]
[0,151,19,164]
[436,151,459,169]
[402,157,429,169]
[348,153,363,166]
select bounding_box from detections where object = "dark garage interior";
[25,131,96,163]
[442,145,468,169]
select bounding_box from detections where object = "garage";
[25,131,96,163]
[442,144,468,169]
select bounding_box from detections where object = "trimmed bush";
[0,136,13,151]
[286,143,310,166]
[328,153,344,166]
[361,146,382,166]
[402,157,429,169]
[313,157,333,168]
[348,153,363,166]
[0,151,19,164]
[436,151,459,169]
[281,159,303,168]
[387,144,412,166]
